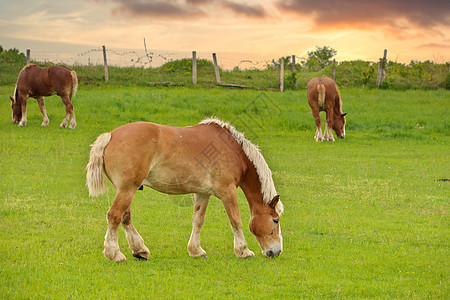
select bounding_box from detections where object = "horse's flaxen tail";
[86,132,112,197]
[70,70,78,99]
[317,84,326,108]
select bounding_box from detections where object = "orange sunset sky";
[1,0,449,67]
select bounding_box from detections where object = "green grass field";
[1,85,449,298]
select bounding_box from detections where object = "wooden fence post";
[192,51,197,85]
[212,53,221,84]
[26,49,30,64]
[102,45,109,82]
[292,55,297,90]
[376,49,387,87]
[280,57,284,92]
[332,59,336,82]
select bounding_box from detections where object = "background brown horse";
[10,64,78,129]
[307,75,347,141]
[86,118,284,262]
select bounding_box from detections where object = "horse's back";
[104,122,246,195]
[17,64,76,98]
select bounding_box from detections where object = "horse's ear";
[342,113,347,117]
[269,195,280,209]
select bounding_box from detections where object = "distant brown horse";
[10,64,78,129]
[307,75,346,141]
[86,118,284,262]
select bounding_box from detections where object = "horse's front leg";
[188,193,210,257]
[122,207,150,260]
[220,190,254,258]
[104,190,135,262]
[37,97,49,126]
[18,98,28,127]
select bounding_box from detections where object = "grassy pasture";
[0,85,449,298]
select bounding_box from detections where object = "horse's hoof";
[114,254,127,263]
[235,247,254,258]
[188,249,207,258]
[133,251,149,260]
[107,252,127,263]
[104,248,127,262]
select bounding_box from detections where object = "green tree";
[306,46,337,70]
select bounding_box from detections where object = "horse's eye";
[273,219,279,225]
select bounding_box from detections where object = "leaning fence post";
[292,55,297,89]
[192,51,197,85]
[212,53,221,84]
[102,45,109,82]
[376,49,387,87]
[26,49,30,64]
[280,57,285,92]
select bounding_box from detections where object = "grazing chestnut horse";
[86,118,284,262]
[10,64,78,129]
[307,75,347,141]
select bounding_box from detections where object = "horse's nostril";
[266,250,274,258]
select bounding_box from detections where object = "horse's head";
[249,195,283,258]
[333,113,347,139]
[10,96,21,124]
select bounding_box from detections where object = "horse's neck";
[239,162,264,211]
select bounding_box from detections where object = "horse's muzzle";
[264,249,282,258]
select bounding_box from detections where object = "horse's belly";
[142,171,214,196]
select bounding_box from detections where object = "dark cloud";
[106,0,268,20]
[276,0,450,32]
[110,0,205,19]
[221,1,267,18]
[186,0,213,5]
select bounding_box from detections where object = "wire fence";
[13,46,450,90]
[28,47,275,71]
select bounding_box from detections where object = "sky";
[0,0,449,68]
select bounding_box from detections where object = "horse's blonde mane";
[333,82,344,115]
[200,118,282,214]
[12,64,34,103]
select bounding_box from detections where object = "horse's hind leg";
[188,193,210,257]
[324,111,335,142]
[60,95,76,129]
[312,109,323,142]
[122,207,150,260]
[104,190,135,262]
[37,97,49,126]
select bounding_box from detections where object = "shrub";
[445,71,450,90]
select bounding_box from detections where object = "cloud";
[221,1,267,18]
[276,0,450,34]
[105,0,268,20]
[110,0,205,19]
